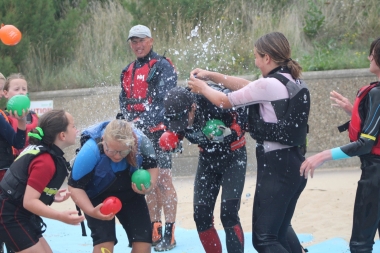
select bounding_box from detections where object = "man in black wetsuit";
[163,86,247,253]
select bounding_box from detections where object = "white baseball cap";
[128,25,152,40]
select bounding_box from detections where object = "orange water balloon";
[0,24,22,46]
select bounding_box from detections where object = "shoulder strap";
[0,110,9,123]
[267,72,289,86]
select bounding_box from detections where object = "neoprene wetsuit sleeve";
[0,112,26,149]
[331,147,350,160]
[139,134,158,169]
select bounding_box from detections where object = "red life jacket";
[8,111,39,155]
[122,58,158,112]
[230,112,246,151]
[348,82,380,155]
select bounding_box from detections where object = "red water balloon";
[0,24,22,46]
[100,196,122,215]
[159,131,179,151]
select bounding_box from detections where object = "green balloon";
[132,169,151,191]
[7,95,30,116]
[202,119,225,137]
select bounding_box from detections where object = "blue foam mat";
[41,218,379,252]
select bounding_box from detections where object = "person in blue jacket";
[68,119,159,253]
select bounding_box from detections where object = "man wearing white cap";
[118,24,178,252]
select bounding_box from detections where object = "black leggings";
[193,146,247,253]
[349,157,380,253]
[252,145,307,253]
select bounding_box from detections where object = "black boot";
[154,222,176,251]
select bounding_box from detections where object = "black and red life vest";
[0,144,69,205]
[122,58,158,112]
[348,81,380,155]
[121,55,175,114]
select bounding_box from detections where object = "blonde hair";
[4,73,27,91]
[0,73,5,81]
[102,119,137,166]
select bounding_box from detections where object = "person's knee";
[194,204,213,232]
[252,230,279,250]
[220,199,240,228]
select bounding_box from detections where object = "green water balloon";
[202,119,225,137]
[132,169,151,191]
[7,95,30,116]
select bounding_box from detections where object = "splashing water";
[190,26,199,37]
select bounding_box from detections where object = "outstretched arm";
[24,185,85,225]
[69,186,114,220]
[300,150,333,179]
[188,75,233,109]
[190,68,250,91]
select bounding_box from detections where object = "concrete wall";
[29,68,375,176]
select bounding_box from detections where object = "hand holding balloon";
[100,196,122,215]
[132,169,151,191]
[7,95,30,117]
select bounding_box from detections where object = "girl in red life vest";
[301,37,380,253]
[0,109,85,253]
[3,73,38,155]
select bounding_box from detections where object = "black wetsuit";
[227,67,309,253]
[177,93,248,253]
[336,82,380,253]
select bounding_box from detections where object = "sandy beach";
[52,166,378,248]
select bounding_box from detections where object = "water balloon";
[0,24,22,46]
[7,95,30,116]
[159,131,179,151]
[202,119,225,137]
[132,169,151,191]
[100,196,122,215]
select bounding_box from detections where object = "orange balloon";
[0,24,22,46]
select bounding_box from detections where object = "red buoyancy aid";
[348,82,380,155]
[8,111,39,155]
[122,58,158,112]
[229,112,246,151]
